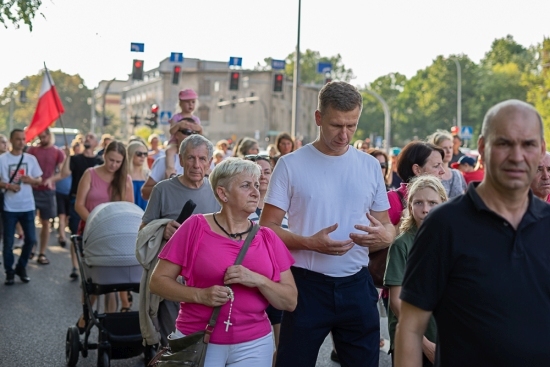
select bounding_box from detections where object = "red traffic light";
[276,74,283,81]
[174,65,181,73]
[231,72,239,79]
[151,104,159,114]
[134,60,143,68]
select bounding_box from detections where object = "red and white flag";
[25,70,64,143]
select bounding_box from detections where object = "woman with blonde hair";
[384,175,448,366]
[236,137,260,158]
[427,130,467,198]
[127,141,150,210]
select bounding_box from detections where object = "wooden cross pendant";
[224,319,233,332]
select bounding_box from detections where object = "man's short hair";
[481,99,543,140]
[209,158,260,204]
[179,134,214,160]
[10,128,24,139]
[317,81,362,114]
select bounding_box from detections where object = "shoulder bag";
[149,223,260,367]
[0,154,25,214]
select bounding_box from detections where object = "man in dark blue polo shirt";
[395,99,550,367]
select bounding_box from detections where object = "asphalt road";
[0,228,391,367]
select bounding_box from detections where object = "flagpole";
[43,62,69,148]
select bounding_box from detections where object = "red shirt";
[27,145,65,191]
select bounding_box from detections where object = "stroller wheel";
[65,326,80,367]
[97,344,110,367]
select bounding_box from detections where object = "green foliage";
[284,49,354,84]
[0,70,92,134]
[0,0,43,31]
[524,38,550,143]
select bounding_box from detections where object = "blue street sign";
[170,52,184,63]
[461,126,473,140]
[375,136,383,148]
[130,42,145,52]
[317,62,332,74]
[160,111,172,125]
[271,59,286,70]
[228,57,243,67]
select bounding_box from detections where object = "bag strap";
[8,154,24,185]
[394,188,406,210]
[203,223,260,342]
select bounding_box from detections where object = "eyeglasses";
[244,154,271,163]
[135,152,148,158]
[178,129,198,136]
[380,162,388,169]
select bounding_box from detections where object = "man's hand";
[6,183,20,192]
[422,338,436,363]
[20,175,40,185]
[163,220,181,240]
[306,223,354,256]
[178,120,203,135]
[350,213,393,252]
[43,177,55,190]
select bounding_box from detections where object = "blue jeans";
[3,210,36,273]
[275,267,380,367]
[68,196,81,235]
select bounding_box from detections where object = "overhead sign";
[461,126,473,140]
[160,111,172,125]
[317,62,332,74]
[271,59,286,70]
[228,57,243,67]
[130,42,144,52]
[170,52,184,63]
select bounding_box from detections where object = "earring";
[224,198,228,202]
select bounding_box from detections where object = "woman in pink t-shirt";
[151,158,297,367]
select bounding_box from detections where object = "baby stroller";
[65,202,156,367]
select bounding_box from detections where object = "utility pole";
[291,0,301,139]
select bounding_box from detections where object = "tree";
[524,38,550,143]
[0,70,92,133]
[0,0,44,31]
[481,35,535,72]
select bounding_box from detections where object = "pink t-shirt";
[159,214,294,344]
[168,114,201,144]
[387,183,408,225]
[84,167,131,213]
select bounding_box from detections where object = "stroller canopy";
[83,202,144,267]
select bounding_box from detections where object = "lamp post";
[364,89,391,153]
[291,0,301,139]
[452,58,462,132]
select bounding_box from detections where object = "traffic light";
[19,90,27,103]
[172,65,181,85]
[147,104,159,128]
[131,115,140,127]
[273,74,283,92]
[132,59,144,80]
[229,72,240,90]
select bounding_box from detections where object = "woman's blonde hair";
[127,141,150,178]
[427,129,453,147]
[399,175,448,234]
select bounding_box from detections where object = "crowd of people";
[1,82,550,367]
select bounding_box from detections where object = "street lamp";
[452,58,462,133]
[364,89,391,153]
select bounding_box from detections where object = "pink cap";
[179,89,198,100]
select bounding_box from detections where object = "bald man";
[530,152,550,202]
[394,100,550,367]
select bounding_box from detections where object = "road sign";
[160,111,172,125]
[317,62,332,74]
[130,42,144,52]
[228,57,243,67]
[271,59,286,70]
[375,136,383,148]
[170,52,184,63]
[461,126,473,140]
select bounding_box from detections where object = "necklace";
[213,213,253,240]
[224,286,234,332]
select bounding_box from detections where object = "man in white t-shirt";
[261,82,395,367]
[141,118,203,200]
[1,129,43,285]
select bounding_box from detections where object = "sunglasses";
[178,129,198,136]
[244,154,271,163]
[380,162,388,169]
[135,152,148,158]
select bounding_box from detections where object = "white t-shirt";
[149,155,183,183]
[0,152,43,212]
[265,144,390,277]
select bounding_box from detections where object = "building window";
[199,80,211,96]
[198,105,210,122]
[214,81,220,92]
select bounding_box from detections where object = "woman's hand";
[224,265,264,288]
[196,285,232,307]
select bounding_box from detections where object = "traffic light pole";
[291,0,301,139]
[101,78,116,134]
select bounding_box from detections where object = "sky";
[1,0,549,91]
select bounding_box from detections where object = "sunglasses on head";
[244,154,270,163]
[178,129,198,136]
[135,152,148,158]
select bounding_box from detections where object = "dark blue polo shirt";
[401,183,550,367]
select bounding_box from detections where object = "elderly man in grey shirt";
[137,134,220,350]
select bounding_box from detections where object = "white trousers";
[170,330,273,367]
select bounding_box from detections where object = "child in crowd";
[384,175,448,367]
[164,89,201,178]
